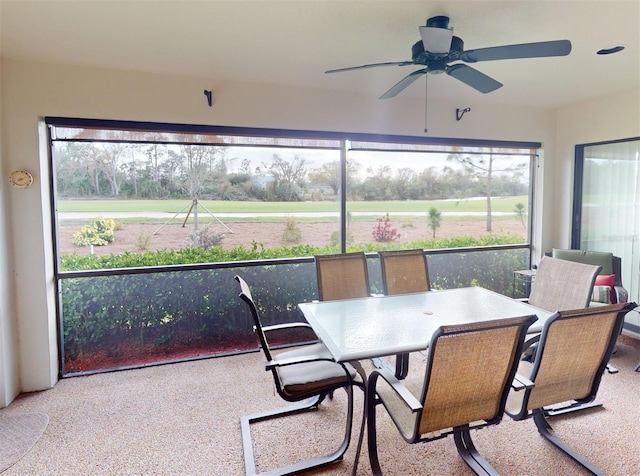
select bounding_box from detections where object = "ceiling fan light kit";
[326,15,572,99]
[419,27,453,55]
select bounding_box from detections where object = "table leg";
[395,353,410,380]
[372,354,409,380]
[351,360,368,476]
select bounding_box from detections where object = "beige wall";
[0,57,21,408]
[554,89,640,334]
[553,89,640,246]
[1,57,635,406]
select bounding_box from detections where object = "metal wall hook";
[204,90,213,107]
[456,107,471,121]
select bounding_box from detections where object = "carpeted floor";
[0,413,48,473]
[1,335,639,475]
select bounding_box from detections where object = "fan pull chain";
[424,75,428,133]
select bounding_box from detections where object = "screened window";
[49,118,539,375]
[48,119,537,271]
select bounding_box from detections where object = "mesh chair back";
[523,303,633,411]
[379,249,430,295]
[235,275,273,362]
[528,256,600,312]
[315,252,370,301]
[418,315,535,434]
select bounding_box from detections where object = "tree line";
[54,142,528,202]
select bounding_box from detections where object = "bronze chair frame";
[236,275,362,476]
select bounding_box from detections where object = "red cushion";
[595,274,616,302]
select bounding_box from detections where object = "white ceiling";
[1,1,639,109]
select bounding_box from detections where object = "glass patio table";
[298,286,552,475]
[298,286,552,364]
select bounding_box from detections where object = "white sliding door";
[575,138,640,334]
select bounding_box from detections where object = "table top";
[298,287,552,362]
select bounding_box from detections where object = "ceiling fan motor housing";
[411,36,464,65]
[426,15,450,29]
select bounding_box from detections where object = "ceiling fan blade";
[446,64,502,93]
[379,68,428,99]
[461,39,572,63]
[325,61,415,74]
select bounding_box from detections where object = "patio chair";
[548,249,629,306]
[315,252,370,301]
[365,314,536,476]
[526,256,601,312]
[378,249,430,378]
[379,248,430,295]
[506,302,636,476]
[522,256,603,413]
[235,275,361,476]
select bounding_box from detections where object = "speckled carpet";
[0,335,638,475]
[0,412,48,473]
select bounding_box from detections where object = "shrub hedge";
[59,234,527,373]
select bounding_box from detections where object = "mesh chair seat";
[275,343,356,399]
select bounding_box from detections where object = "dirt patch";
[59,219,526,255]
[59,218,527,256]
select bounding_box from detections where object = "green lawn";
[58,196,528,214]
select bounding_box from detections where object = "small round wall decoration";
[9,170,34,188]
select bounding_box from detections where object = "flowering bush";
[372,213,400,242]
[72,216,116,246]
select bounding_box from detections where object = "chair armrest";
[266,353,338,369]
[262,322,314,333]
[614,285,628,304]
[370,367,422,412]
[511,373,534,391]
[260,322,319,344]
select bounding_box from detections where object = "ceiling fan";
[325,15,572,99]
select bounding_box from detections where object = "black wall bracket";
[456,107,471,121]
[204,90,213,107]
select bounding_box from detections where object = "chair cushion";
[595,274,616,303]
[591,286,612,304]
[552,249,614,275]
[274,343,355,399]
